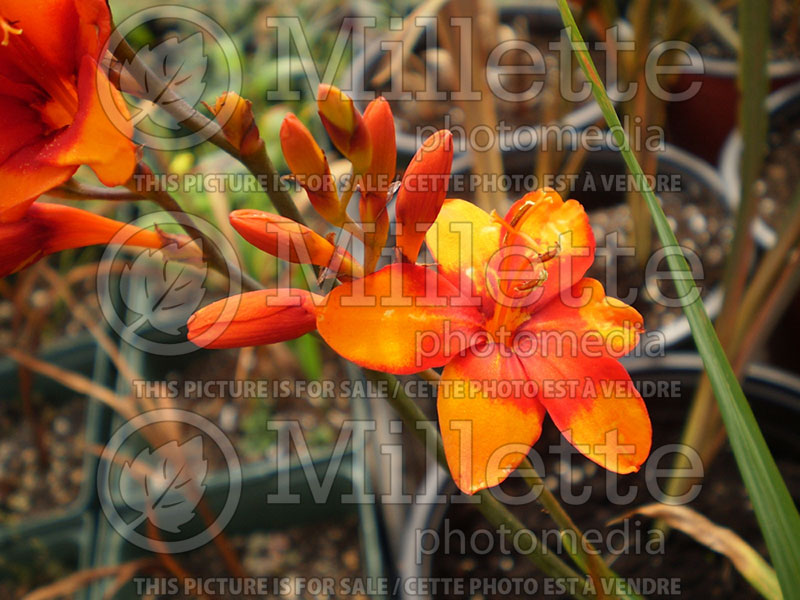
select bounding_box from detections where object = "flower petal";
[503,189,595,310]
[438,343,545,494]
[0,202,165,276]
[187,289,320,349]
[426,198,501,305]
[522,354,651,474]
[520,278,643,359]
[317,263,483,374]
[45,56,136,187]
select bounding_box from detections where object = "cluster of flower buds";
[188,84,454,348]
[240,83,453,280]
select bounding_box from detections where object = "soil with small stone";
[140,345,353,472]
[0,397,87,523]
[144,516,365,600]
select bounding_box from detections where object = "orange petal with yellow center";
[187,289,321,349]
[317,263,483,374]
[438,343,545,494]
[519,278,643,359]
[426,198,501,305]
[521,354,651,474]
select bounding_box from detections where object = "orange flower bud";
[0,203,167,277]
[230,209,361,278]
[359,97,396,274]
[188,288,321,349]
[395,130,454,262]
[280,114,342,225]
[317,84,371,173]
[361,97,397,199]
[209,92,264,156]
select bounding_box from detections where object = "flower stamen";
[0,18,22,46]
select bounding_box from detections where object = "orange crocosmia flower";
[0,0,136,223]
[317,189,651,494]
[0,202,171,277]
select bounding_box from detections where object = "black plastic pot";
[719,79,800,249]
[0,513,96,600]
[398,354,800,600]
[89,450,379,599]
[347,1,627,160]
[0,334,111,540]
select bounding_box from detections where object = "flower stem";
[129,163,262,292]
[112,38,305,227]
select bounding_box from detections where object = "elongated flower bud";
[208,92,264,156]
[0,203,171,277]
[280,114,342,225]
[188,288,321,349]
[317,84,371,173]
[230,209,361,278]
[359,97,397,273]
[361,97,396,199]
[395,130,454,262]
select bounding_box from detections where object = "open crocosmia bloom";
[316,189,651,494]
[0,203,176,277]
[0,0,136,222]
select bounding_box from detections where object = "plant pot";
[0,334,111,540]
[0,513,96,600]
[665,57,800,164]
[89,452,390,599]
[398,354,800,600]
[346,1,627,160]
[719,79,800,249]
